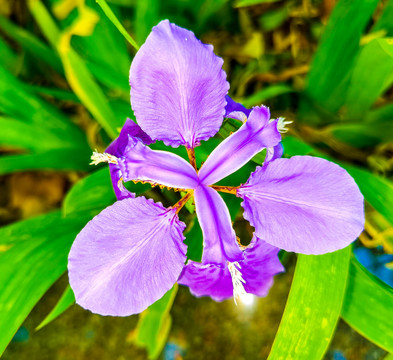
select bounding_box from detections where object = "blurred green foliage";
[0,0,393,358]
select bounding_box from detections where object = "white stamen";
[276,117,293,133]
[90,151,118,165]
[228,261,249,306]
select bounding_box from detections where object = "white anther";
[90,151,118,165]
[276,117,293,133]
[228,261,249,306]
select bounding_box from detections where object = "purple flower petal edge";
[130,20,229,148]
[106,118,153,200]
[68,196,187,316]
[238,156,365,254]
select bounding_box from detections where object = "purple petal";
[130,20,229,148]
[242,236,284,296]
[224,95,251,120]
[199,106,281,185]
[106,118,153,200]
[265,143,284,164]
[238,156,365,255]
[194,185,243,264]
[118,135,199,190]
[178,262,234,301]
[178,235,283,301]
[68,196,187,316]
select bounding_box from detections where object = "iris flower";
[68,20,364,316]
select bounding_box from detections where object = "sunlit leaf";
[344,38,393,119]
[268,248,350,360]
[301,0,380,120]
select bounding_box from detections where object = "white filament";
[90,151,118,165]
[276,117,293,133]
[228,262,249,306]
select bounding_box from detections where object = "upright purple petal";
[238,156,365,255]
[106,118,153,200]
[178,235,283,301]
[118,135,199,190]
[130,20,229,148]
[198,106,281,185]
[194,185,243,264]
[68,196,187,316]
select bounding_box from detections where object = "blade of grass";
[96,0,139,50]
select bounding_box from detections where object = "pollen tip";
[90,151,118,165]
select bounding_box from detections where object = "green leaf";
[0,148,91,175]
[0,211,89,356]
[268,247,351,360]
[344,38,393,119]
[0,14,63,73]
[0,64,87,145]
[235,0,281,8]
[0,116,78,152]
[0,36,19,74]
[63,167,151,216]
[372,0,393,36]
[96,0,140,50]
[241,84,294,108]
[259,6,290,32]
[302,0,380,117]
[28,0,121,139]
[342,256,393,353]
[134,285,178,359]
[36,285,75,331]
[184,217,203,262]
[135,0,160,44]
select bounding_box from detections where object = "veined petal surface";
[194,186,243,264]
[130,20,229,148]
[118,135,199,190]
[106,118,153,200]
[238,156,365,255]
[68,197,187,316]
[178,236,283,301]
[199,106,281,185]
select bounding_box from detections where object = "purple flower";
[68,20,364,316]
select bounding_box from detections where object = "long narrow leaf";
[342,257,393,353]
[267,248,350,360]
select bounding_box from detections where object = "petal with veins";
[130,20,229,148]
[238,156,365,255]
[68,196,187,316]
[199,106,281,185]
[118,135,199,190]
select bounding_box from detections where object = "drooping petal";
[106,118,153,200]
[118,135,199,190]
[198,106,281,185]
[178,235,283,301]
[130,20,229,148]
[68,196,187,316]
[224,95,251,121]
[242,236,284,297]
[194,185,243,264]
[238,156,365,255]
[178,262,234,302]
